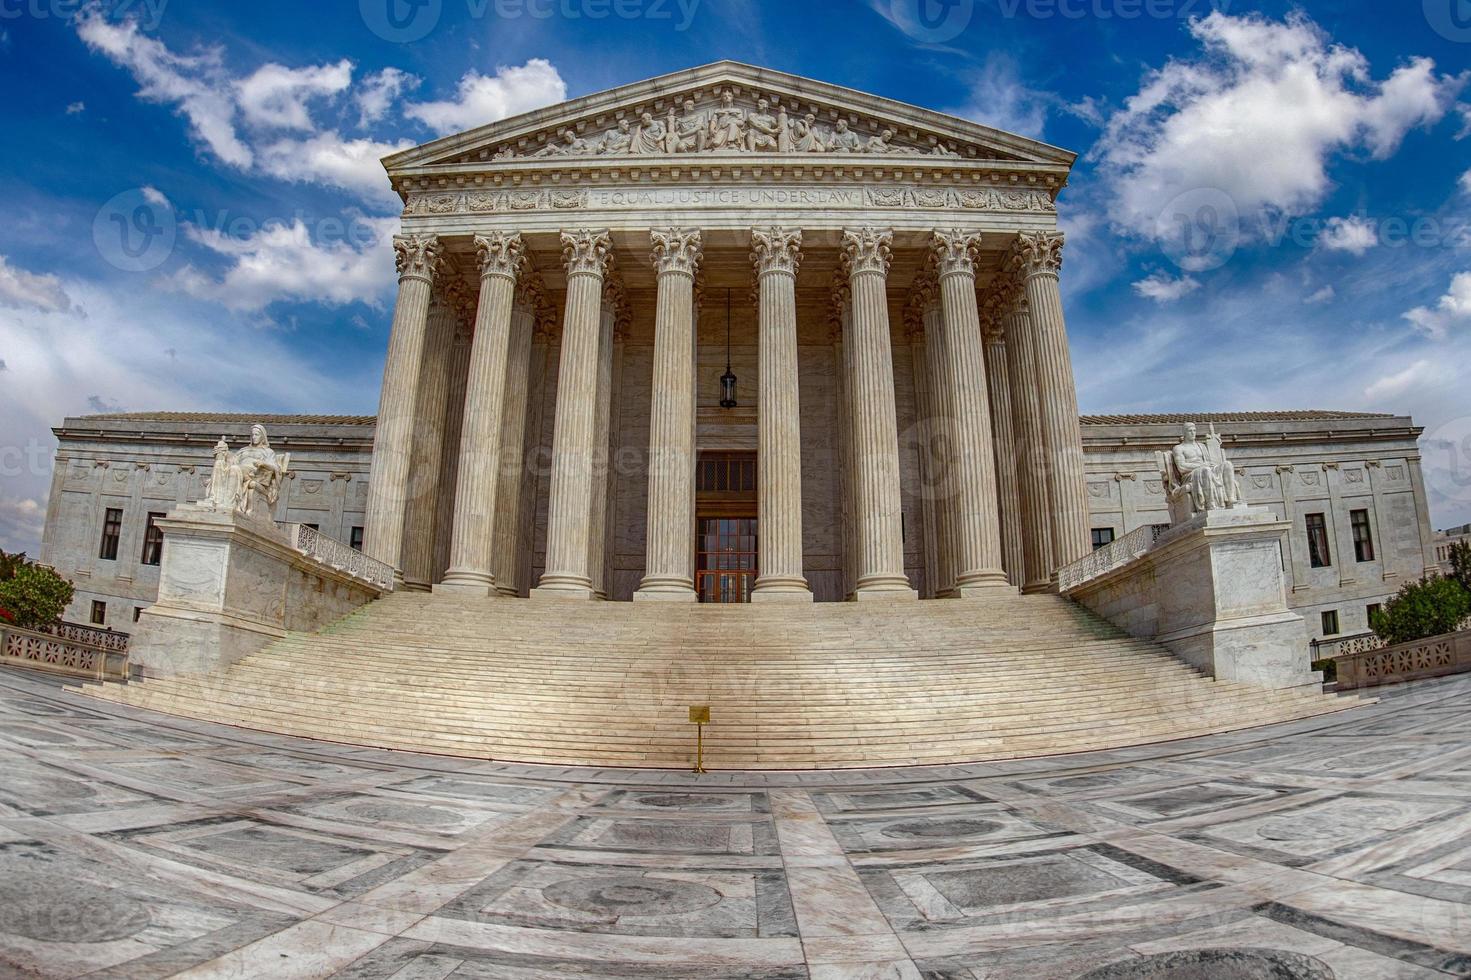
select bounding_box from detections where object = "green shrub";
[1450,541,1471,594]
[1310,657,1337,683]
[0,549,23,583]
[1370,574,1471,647]
[0,562,75,631]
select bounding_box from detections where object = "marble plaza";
[4,668,1471,977]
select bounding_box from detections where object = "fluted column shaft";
[489,287,539,596]
[432,314,474,583]
[400,294,457,591]
[1016,232,1090,572]
[637,229,702,601]
[439,233,526,596]
[364,234,441,578]
[752,228,812,600]
[1005,296,1054,593]
[983,316,1025,588]
[920,296,957,598]
[533,230,613,599]
[842,228,916,599]
[906,324,940,598]
[586,293,618,600]
[932,231,1008,593]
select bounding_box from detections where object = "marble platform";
[1,666,1470,978]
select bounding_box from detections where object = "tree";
[0,549,22,583]
[0,562,74,631]
[1449,541,1471,594]
[1370,574,1471,647]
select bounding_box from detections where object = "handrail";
[1057,523,1172,592]
[285,524,395,592]
[1310,631,1383,660]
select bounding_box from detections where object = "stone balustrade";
[1,623,130,681]
[1334,629,1471,690]
[286,523,396,593]
[41,621,131,653]
[1057,523,1170,592]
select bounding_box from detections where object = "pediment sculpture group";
[502,92,962,161]
[1157,423,1244,525]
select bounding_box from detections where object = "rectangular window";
[304,523,320,532]
[140,512,166,566]
[1367,603,1382,624]
[1351,509,1375,563]
[1321,610,1340,636]
[1091,528,1116,550]
[90,600,107,626]
[1306,513,1332,568]
[350,526,365,552]
[133,607,144,623]
[98,508,123,561]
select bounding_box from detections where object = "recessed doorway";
[696,452,757,604]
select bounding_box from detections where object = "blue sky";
[1,0,1469,553]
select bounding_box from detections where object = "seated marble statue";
[203,424,289,519]
[1156,422,1242,524]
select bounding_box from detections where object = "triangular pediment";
[383,61,1075,174]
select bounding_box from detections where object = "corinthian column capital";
[1011,231,1065,278]
[932,229,981,280]
[650,228,703,278]
[393,234,443,283]
[561,229,614,277]
[979,292,1008,344]
[474,232,526,282]
[840,227,893,277]
[751,227,803,277]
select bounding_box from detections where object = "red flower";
[0,608,13,624]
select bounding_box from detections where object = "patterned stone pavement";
[1,669,1470,979]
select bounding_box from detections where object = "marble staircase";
[82,591,1357,769]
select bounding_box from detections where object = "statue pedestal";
[131,504,384,678]
[1067,507,1318,690]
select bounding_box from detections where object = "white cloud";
[65,101,85,115]
[954,56,1050,140]
[235,60,353,131]
[1093,11,1465,246]
[255,132,413,206]
[1320,215,1378,255]
[1132,271,1201,303]
[76,11,252,167]
[1460,169,1471,195]
[1306,285,1336,304]
[0,496,46,556]
[162,215,399,312]
[1404,271,1471,340]
[403,60,567,136]
[1364,359,1447,401]
[356,67,418,127]
[0,255,74,313]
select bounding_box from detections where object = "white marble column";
[636,229,702,601]
[400,288,458,591]
[842,227,917,600]
[432,292,475,584]
[915,276,957,598]
[533,229,614,599]
[751,227,812,601]
[364,233,442,579]
[489,276,541,596]
[932,230,1009,594]
[832,283,859,600]
[1014,231,1091,573]
[904,308,940,599]
[982,296,1025,588]
[1003,286,1054,594]
[438,233,526,596]
[587,280,623,601]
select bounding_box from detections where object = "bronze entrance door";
[695,452,757,604]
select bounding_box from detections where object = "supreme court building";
[359,61,1088,605]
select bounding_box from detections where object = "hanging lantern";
[719,288,738,409]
